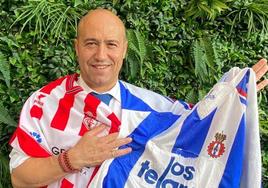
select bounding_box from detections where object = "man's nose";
[95,44,107,61]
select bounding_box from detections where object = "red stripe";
[85,94,101,117]
[87,166,100,187]
[12,127,50,157]
[66,75,82,94]
[67,87,83,94]
[51,93,76,131]
[51,88,83,131]
[78,94,101,135]
[51,74,82,131]
[189,103,194,109]
[107,113,121,133]
[78,124,88,136]
[60,178,74,188]
[66,74,75,91]
[237,88,247,98]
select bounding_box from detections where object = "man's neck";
[78,76,118,93]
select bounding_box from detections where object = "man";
[9,8,268,187]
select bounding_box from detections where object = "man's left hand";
[252,58,268,92]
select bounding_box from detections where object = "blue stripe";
[219,114,245,188]
[102,111,180,187]
[172,108,217,157]
[239,97,247,105]
[178,100,191,110]
[236,69,250,94]
[119,81,154,111]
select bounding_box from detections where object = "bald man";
[75,9,128,92]
[10,9,132,187]
[9,8,268,188]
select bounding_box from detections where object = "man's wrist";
[58,150,80,173]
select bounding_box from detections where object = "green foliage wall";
[0,0,268,187]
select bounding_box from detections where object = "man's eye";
[108,43,117,48]
[86,42,97,47]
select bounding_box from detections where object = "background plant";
[0,0,267,187]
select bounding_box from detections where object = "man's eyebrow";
[83,38,98,43]
[83,39,120,43]
[105,39,120,44]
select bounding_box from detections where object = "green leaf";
[0,103,17,128]
[126,29,150,78]
[0,52,10,88]
[0,153,11,188]
[185,89,199,104]
[193,39,208,82]
[74,0,83,7]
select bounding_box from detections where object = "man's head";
[75,9,128,92]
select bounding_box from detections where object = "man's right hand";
[11,124,132,188]
[68,124,132,170]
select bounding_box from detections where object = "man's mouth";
[92,64,111,69]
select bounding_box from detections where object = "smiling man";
[9,8,268,188]
[75,10,128,92]
[9,9,132,188]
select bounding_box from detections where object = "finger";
[255,63,268,81]
[257,79,268,92]
[252,58,267,73]
[109,147,132,158]
[99,132,119,143]
[108,137,132,149]
[87,124,107,136]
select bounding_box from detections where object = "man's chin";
[90,79,114,91]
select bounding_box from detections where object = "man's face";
[75,11,127,92]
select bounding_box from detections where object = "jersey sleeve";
[9,92,51,163]
[239,68,262,188]
[9,148,29,172]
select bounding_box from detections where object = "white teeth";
[93,65,109,69]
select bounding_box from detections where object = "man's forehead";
[78,24,125,42]
[77,9,126,40]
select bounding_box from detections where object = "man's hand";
[252,58,268,92]
[68,124,132,170]
[11,125,132,187]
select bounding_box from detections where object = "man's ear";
[74,38,79,56]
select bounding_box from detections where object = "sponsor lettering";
[33,94,45,106]
[137,157,195,188]
[51,146,65,155]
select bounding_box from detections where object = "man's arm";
[11,155,66,187]
[11,125,132,187]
